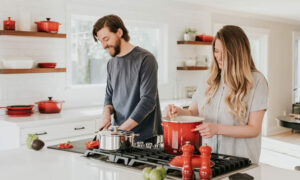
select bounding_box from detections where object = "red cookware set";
[1,97,64,117]
[3,17,61,33]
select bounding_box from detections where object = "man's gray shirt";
[104,46,162,141]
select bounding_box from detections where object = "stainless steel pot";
[97,127,139,151]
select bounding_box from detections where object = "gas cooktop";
[83,147,252,179]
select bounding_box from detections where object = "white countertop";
[0,106,102,128]
[0,147,300,180]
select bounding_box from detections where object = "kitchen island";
[0,147,300,180]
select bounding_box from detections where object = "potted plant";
[183,28,197,41]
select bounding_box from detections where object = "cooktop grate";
[83,147,251,179]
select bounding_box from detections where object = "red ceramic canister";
[3,17,16,30]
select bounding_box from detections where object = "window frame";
[292,31,300,103]
[68,15,168,89]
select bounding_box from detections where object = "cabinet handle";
[74,127,85,130]
[35,132,47,136]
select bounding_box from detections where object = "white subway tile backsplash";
[0,73,66,106]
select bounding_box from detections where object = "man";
[92,14,162,142]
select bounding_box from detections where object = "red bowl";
[38,63,56,68]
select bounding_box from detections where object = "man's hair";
[93,14,130,42]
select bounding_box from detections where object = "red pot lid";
[40,18,60,24]
[36,97,63,104]
[169,155,214,169]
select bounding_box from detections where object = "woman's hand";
[164,104,180,119]
[193,123,219,138]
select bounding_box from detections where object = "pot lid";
[162,116,204,123]
[98,127,134,136]
[98,130,124,136]
[36,97,62,104]
[38,18,60,24]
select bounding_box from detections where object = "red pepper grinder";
[199,144,212,180]
[181,141,194,180]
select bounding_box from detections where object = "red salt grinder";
[199,144,212,180]
[181,141,194,180]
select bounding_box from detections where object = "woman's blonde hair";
[205,25,257,122]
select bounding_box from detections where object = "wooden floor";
[260,131,300,171]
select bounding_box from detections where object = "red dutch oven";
[161,116,203,155]
[35,18,60,33]
[35,97,64,114]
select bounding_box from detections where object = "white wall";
[0,0,212,108]
[0,0,299,135]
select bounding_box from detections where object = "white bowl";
[185,59,196,66]
[2,59,34,69]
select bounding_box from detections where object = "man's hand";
[99,105,113,130]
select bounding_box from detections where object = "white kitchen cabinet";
[0,107,101,150]
[20,120,96,145]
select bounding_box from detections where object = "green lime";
[156,166,167,179]
[149,169,162,180]
[142,167,152,180]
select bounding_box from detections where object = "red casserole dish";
[37,63,56,68]
[35,97,64,114]
[35,18,60,33]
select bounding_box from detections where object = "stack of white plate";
[1,58,34,69]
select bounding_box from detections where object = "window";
[71,16,166,86]
[248,34,268,78]
[293,32,300,103]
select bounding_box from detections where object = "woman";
[165,25,268,163]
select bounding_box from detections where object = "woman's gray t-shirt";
[192,71,268,163]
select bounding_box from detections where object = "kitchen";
[0,0,300,179]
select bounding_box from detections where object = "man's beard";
[108,38,121,57]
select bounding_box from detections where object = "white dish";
[2,59,34,69]
[185,59,197,66]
